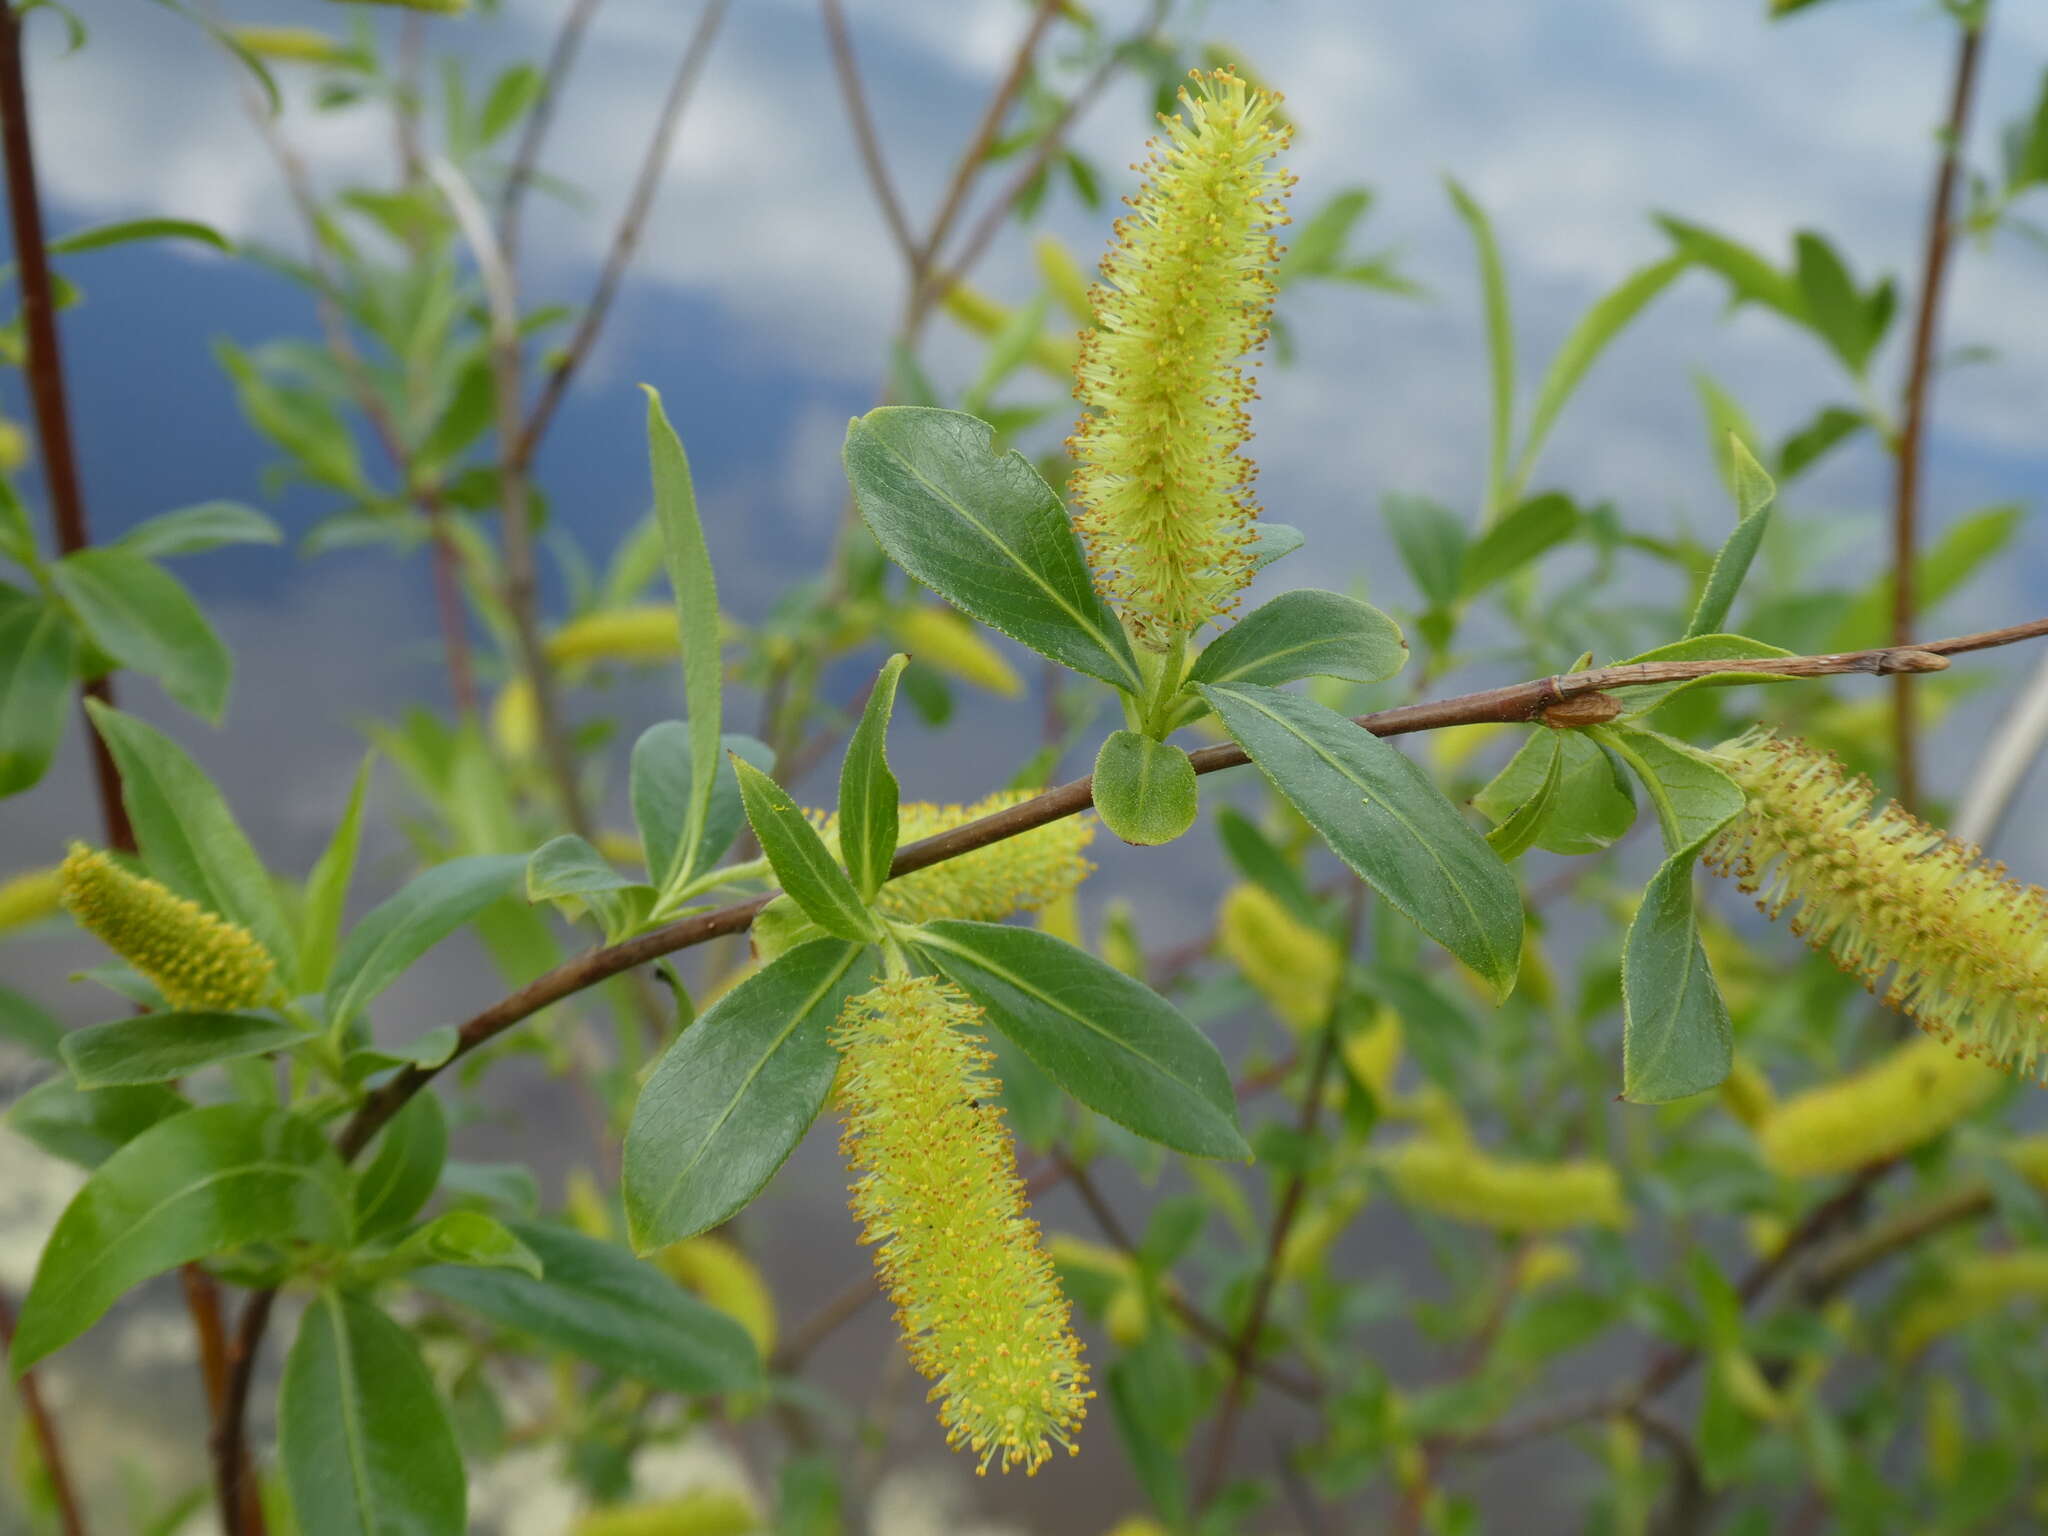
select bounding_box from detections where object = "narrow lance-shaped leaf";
[298,752,372,993]
[1200,681,1524,998]
[1686,436,1777,638]
[731,757,877,942]
[1447,178,1515,523]
[52,548,233,722]
[0,603,75,796]
[60,1010,308,1087]
[643,387,724,881]
[325,854,524,1034]
[836,653,909,900]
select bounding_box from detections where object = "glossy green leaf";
[1511,254,1688,496]
[85,703,298,975]
[1461,492,1579,594]
[526,834,644,903]
[1686,438,1777,637]
[60,1010,307,1087]
[279,1291,465,1536]
[353,1092,447,1241]
[911,920,1248,1159]
[843,407,1142,693]
[52,548,231,721]
[1091,730,1198,847]
[5,1078,187,1168]
[624,938,875,1248]
[12,1105,351,1369]
[325,855,524,1034]
[1188,589,1407,689]
[299,754,372,992]
[644,387,725,882]
[1483,733,1563,860]
[632,724,772,894]
[731,757,876,942]
[0,603,75,795]
[417,1221,759,1394]
[1595,726,1746,1103]
[1200,682,1523,997]
[113,501,280,560]
[836,653,909,900]
[1474,730,1636,856]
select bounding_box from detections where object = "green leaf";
[1474,730,1636,857]
[1461,492,1579,594]
[1828,504,2022,649]
[1091,730,1198,847]
[1200,682,1523,998]
[52,548,232,721]
[1793,231,1888,375]
[0,986,62,1059]
[12,1104,351,1369]
[1214,805,1318,921]
[1446,178,1515,522]
[843,407,1142,693]
[1247,522,1305,572]
[1483,733,1563,860]
[86,703,298,976]
[910,920,1248,1159]
[644,387,725,883]
[5,1078,186,1168]
[113,501,280,560]
[1595,726,1746,1103]
[0,602,76,796]
[624,938,875,1248]
[1188,589,1407,689]
[526,834,644,903]
[1609,633,1795,720]
[1656,216,1805,322]
[1686,437,1777,638]
[325,855,524,1034]
[1383,494,1467,608]
[731,757,876,942]
[476,62,543,146]
[353,1092,447,1241]
[632,723,772,893]
[299,754,372,993]
[47,217,229,257]
[835,653,909,900]
[1776,404,1866,482]
[354,1210,540,1284]
[1511,254,1688,497]
[60,1010,307,1087]
[416,1221,760,1395]
[1693,373,1766,499]
[279,1291,466,1536]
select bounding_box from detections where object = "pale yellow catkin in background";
[1381,1138,1629,1233]
[1754,1035,2005,1178]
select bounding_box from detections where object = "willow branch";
[515,0,727,469]
[818,0,917,271]
[1891,4,1989,809]
[498,0,606,268]
[0,1291,87,1535]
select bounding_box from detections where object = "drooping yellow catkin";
[811,794,1094,926]
[1704,730,2048,1077]
[1893,1250,2048,1360]
[1381,1139,1630,1233]
[1068,69,1294,649]
[835,976,1089,1474]
[58,844,279,1011]
[1216,883,1339,1029]
[1752,1035,2004,1178]
[0,866,62,935]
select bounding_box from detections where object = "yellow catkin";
[1068,69,1294,649]
[1893,1250,2048,1360]
[811,794,1094,927]
[1705,730,2048,1077]
[1754,1035,2005,1178]
[545,605,681,666]
[1381,1138,1629,1233]
[230,26,353,63]
[655,1235,777,1359]
[491,677,538,759]
[835,977,1089,1474]
[1216,883,1338,1030]
[889,605,1025,698]
[0,866,62,935]
[1342,1008,1403,1106]
[1718,1053,1777,1130]
[940,284,1079,379]
[58,844,278,1012]
[569,1492,758,1536]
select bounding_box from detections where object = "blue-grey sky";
[4,1,2048,1528]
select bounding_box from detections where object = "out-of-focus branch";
[0,1291,86,1536]
[498,0,606,267]
[818,0,917,270]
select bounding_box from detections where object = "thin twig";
[1197,884,1367,1508]
[818,0,918,270]
[0,1290,87,1535]
[216,1288,279,1531]
[1952,650,2048,846]
[516,0,728,468]
[498,0,606,267]
[1891,5,1990,809]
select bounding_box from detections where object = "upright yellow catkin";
[1704,730,2048,1077]
[59,844,278,1011]
[1753,1035,2004,1178]
[813,793,1094,926]
[1068,69,1293,650]
[835,976,1089,1474]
